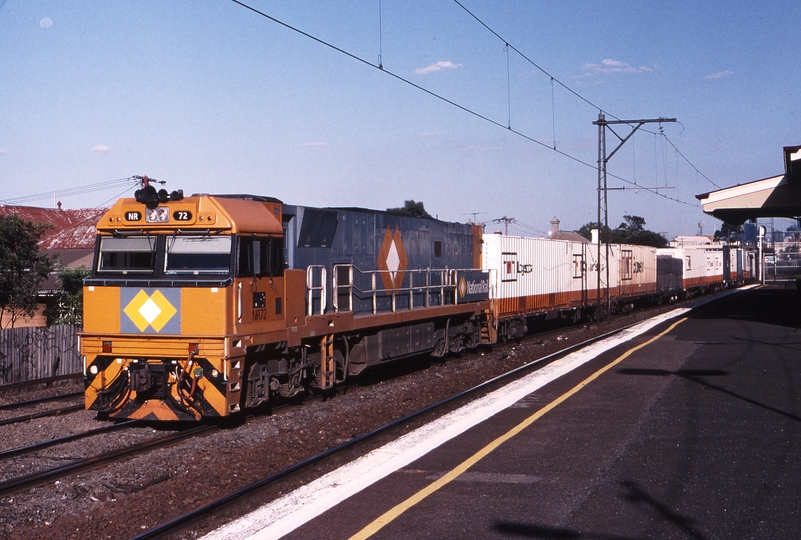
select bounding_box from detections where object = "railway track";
[0,381,86,426]
[0,402,84,427]
[0,373,82,393]
[129,323,636,540]
[0,424,217,497]
[0,391,84,411]
[0,420,139,461]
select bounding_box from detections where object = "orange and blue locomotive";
[82,186,492,421]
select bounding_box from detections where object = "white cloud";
[298,142,327,147]
[705,70,734,80]
[579,58,653,77]
[0,149,10,156]
[91,145,111,153]
[39,17,53,29]
[415,61,462,76]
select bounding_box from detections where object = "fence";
[763,253,801,282]
[0,325,82,386]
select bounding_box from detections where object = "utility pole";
[491,216,516,235]
[593,113,676,320]
[464,211,487,224]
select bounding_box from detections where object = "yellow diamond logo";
[123,290,178,332]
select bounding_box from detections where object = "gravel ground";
[0,306,680,540]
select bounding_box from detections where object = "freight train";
[81,188,753,421]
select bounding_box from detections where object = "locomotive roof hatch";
[211,195,283,235]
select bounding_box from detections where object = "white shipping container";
[612,244,658,299]
[482,234,587,318]
[483,235,660,322]
[657,245,724,291]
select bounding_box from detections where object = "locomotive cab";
[82,193,286,421]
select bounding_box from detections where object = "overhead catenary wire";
[551,77,557,150]
[5,2,715,212]
[229,0,702,208]
[377,0,383,69]
[452,0,717,200]
[19,183,138,248]
[662,132,721,190]
[0,177,140,206]
[505,43,511,130]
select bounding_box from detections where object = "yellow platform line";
[350,317,688,540]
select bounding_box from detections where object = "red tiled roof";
[0,205,106,249]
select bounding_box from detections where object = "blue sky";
[1,0,798,238]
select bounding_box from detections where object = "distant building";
[547,217,590,243]
[671,235,715,247]
[0,204,106,328]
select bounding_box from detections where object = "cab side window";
[238,236,285,277]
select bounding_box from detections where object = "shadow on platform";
[691,285,801,330]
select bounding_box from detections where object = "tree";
[386,200,433,219]
[576,215,667,248]
[618,215,646,233]
[0,215,55,329]
[715,222,740,242]
[45,266,90,326]
[575,222,612,243]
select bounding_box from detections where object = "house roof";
[0,204,106,249]
[549,230,590,243]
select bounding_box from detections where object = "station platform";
[206,284,801,539]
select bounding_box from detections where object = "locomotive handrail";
[332,265,453,314]
[332,264,354,312]
[306,265,327,316]
[237,282,243,322]
[330,264,484,315]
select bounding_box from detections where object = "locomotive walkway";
[206,284,801,539]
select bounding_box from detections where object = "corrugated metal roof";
[0,205,106,249]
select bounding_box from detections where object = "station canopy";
[697,145,801,225]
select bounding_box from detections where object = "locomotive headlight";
[89,365,98,375]
[211,369,219,378]
[145,207,170,223]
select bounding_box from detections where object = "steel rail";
[0,391,84,411]
[0,404,85,427]
[0,420,139,460]
[0,424,216,497]
[0,373,83,392]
